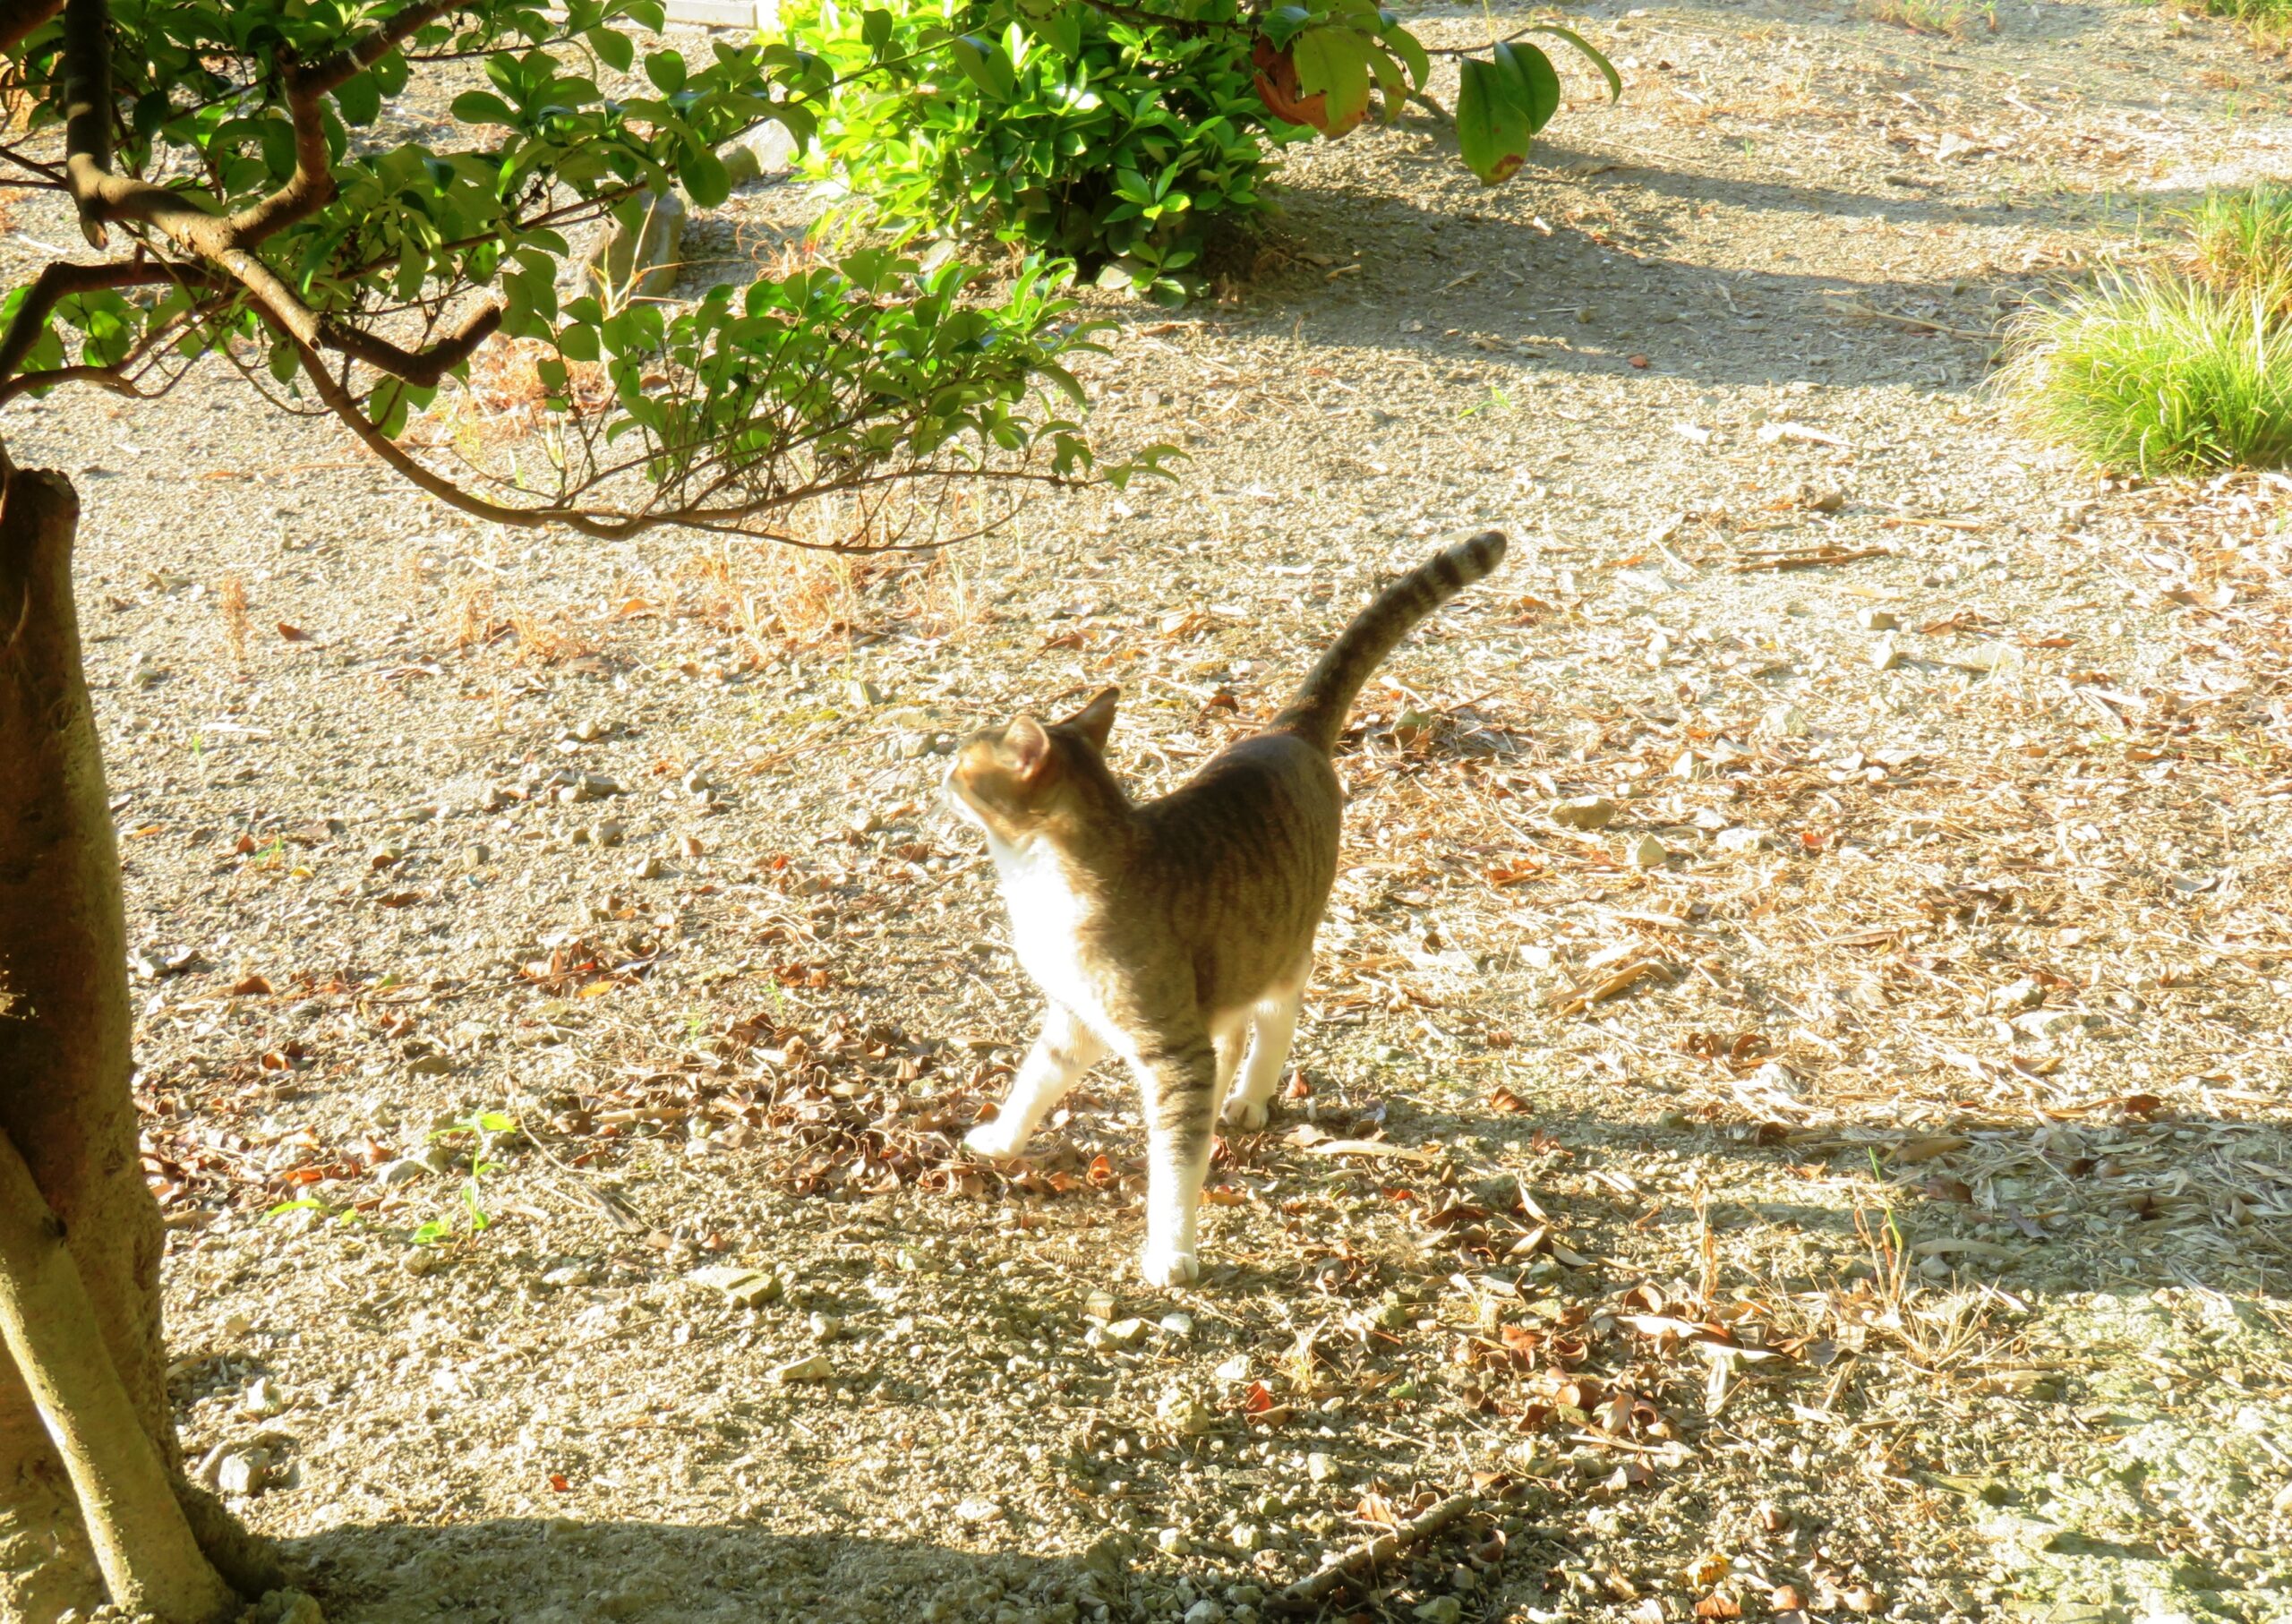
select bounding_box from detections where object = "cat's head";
[944,687,1120,846]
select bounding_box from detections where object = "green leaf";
[1289,27,1373,132]
[1382,25,1430,92]
[449,90,517,128]
[949,34,1016,101]
[1455,57,1530,185]
[334,71,382,126]
[590,28,636,73]
[645,50,688,94]
[682,143,731,209]
[1492,41,1562,134]
[1525,23,1624,101]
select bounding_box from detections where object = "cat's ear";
[1064,686,1119,756]
[1003,714,1053,781]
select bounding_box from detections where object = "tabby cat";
[945,531,1508,1285]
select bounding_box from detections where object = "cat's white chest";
[987,836,1105,1028]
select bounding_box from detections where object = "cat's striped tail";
[1271,530,1508,755]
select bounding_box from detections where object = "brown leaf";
[229,974,272,996]
[1694,1596,1741,1620]
[276,621,311,641]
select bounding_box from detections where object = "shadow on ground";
[286,1518,1113,1623]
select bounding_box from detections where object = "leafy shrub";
[2185,184,2292,304]
[783,0,1614,299]
[1997,271,2292,474]
[785,0,1307,301]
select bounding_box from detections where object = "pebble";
[1229,1524,1263,1553]
[216,1447,271,1496]
[1159,1312,1194,1338]
[1414,1600,1464,1624]
[1856,607,1900,631]
[1158,1391,1216,1437]
[630,855,665,880]
[1988,978,2044,1013]
[1102,1317,1150,1347]
[2014,1008,2083,1040]
[1549,796,1616,831]
[1870,637,1903,671]
[540,1264,594,1289]
[1627,833,1669,869]
[770,1353,834,1383]
[592,819,625,848]
[402,1248,443,1277]
[1714,826,1773,854]
[1084,1289,1117,1321]
[1183,1602,1225,1624]
[688,1264,782,1307]
[241,1377,285,1418]
[372,1158,430,1187]
[1155,1526,1190,1555]
[1306,1450,1337,1483]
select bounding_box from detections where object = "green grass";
[2185,184,2292,298]
[2201,0,2292,47]
[1998,271,2292,474]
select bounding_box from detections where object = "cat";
[944,531,1508,1286]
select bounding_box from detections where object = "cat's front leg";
[962,1003,1104,1161]
[1136,1031,1220,1286]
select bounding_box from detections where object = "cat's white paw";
[962,1119,1028,1162]
[1139,1244,1200,1287]
[1219,1097,1269,1132]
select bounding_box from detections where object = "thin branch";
[0,259,188,384]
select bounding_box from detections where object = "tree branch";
[228,3,460,244]
[0,260,189,385]
[0,1124,238,1623]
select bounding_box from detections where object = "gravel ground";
[7,1,2292,1620]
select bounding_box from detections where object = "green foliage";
[783,0,1295,301]
[1453,27,1619,186]
[2197,0,2292,47]
[1997,271,2292,474]
[2185,185,2292,303]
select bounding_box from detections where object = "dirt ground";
[7,1,2292,1620]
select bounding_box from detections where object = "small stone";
[1856,607,1900,631]
[2014,1008,2082,1040]
[242,1590,325,1624]
[679,833,706,861]
[402,1247,443,1276]
[897,731,932,760]
[1988,978,2044,1013]
[1184,1601,1226,1624]
[1306,1450,1337,1483]
[808,1312,844,1343]
[770,1353,834,1383]
[586,187,687,306]
[1628,833,1669,868]
[1714,826,1773,854]
[1374,1300,1413,1330]
[1102,1317,1150,1347]
[688,1264,782,1307]
[1159,1312,1194,1338]
[1414,1601,1464,1624]
[242,1377,285,1418]
[1084,1288,1117,1322]
[373,1158,430,1187]
[367,844,402,870]
[1230,1524,1263,1553]
[1550,796,1616,832]
[631,855,665,880]
[592,819,626,848]
[716,121,799,188]
[216,1447,271,1496]
[1765,704,1809,739]
[1158,1391,1216,1437]
[846,678,885,708]
[540,1264,594,1289]
[954,1497,1002,1523]
[1870,637,1903,671]
[1155,1526,1190,1555]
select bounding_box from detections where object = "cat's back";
[1135,728,1342,862]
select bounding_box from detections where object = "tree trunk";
[0,464,269,1621]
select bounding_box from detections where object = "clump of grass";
[1997,271,2292,474]
[2185,184,2292,301]
[2201,0,2292,49]
[1859,0,1994,36]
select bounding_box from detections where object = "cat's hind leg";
[1220,970,1305,1133]
[963,1003,1103,1161]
